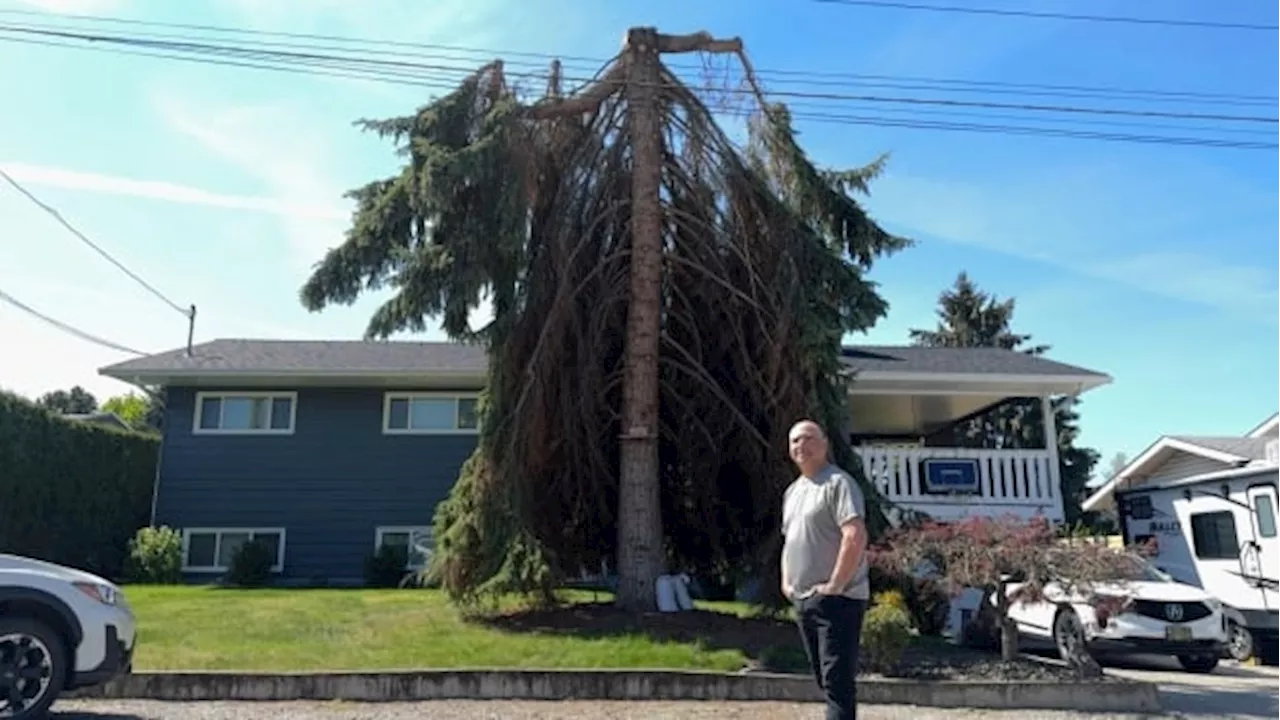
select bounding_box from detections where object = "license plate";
[1166,626,1192,642]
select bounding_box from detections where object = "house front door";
[1244,481,1280,604]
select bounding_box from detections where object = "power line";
[0,287,146,355]
[756,109,1276,149]
[0,27,1273,150]
[811,0,1279,31]
[0,167,193,318]
[1,9,1273,104]
[3,25,1275,127]
[1,34,1271,151]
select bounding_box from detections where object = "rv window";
[1190,511,1239,560]
[1255,495,1277,539]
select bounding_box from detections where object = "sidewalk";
[53,700,1163,719]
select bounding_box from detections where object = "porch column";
[1041,394,1064,520]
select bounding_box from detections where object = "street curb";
[66,669,1163,712]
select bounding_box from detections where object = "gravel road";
[51,700,1164,719]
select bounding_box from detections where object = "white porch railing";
[852,446,1063,522]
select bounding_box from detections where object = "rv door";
[1244,483,1279,610]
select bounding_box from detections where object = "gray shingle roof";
[1168,436,1272,461]
[101,338,1107,379]
[840,345,1104,377]
[101,339,486,375]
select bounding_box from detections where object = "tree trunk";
[614,26,666,612]
[995,582,1019,661]
[999,616,1019,662]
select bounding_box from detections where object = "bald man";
[780,419,869,720]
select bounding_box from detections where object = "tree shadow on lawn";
[474,601,812,673]
[474,601,1110,683]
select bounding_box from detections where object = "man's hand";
[781,582,794,600]
[815,582,842,597]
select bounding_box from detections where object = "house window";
[382,393,478,434]
[182,528,286,572]
[1254,495,1277,539]
[195,392,296,434]
[1189,511,1238,560]
[374,526,434,570]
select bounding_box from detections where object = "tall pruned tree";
[299,29,910,611]
[910,272,1099,524]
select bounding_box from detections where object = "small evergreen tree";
[909,272,1100,524]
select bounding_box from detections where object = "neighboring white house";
[1082,412,1280,515]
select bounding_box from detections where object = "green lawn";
[122,586,796,672]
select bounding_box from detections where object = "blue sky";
[0,0,1275,481]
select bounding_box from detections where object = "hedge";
[0,390,158,580]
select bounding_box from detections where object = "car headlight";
[1204,597,1222,612]
[72,581,119,606]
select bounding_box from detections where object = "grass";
[121,586,790,672]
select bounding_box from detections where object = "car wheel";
[1225,620,1254,662]
[1177,653,1219,673]
[0,617,67,720]
[1052,607,1091,665]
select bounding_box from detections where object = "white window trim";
[193,391,298,435]
[381,392,479,435]
[374,526,434,570]
[181,527,287,573]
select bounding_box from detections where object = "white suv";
[0,553,137,719]
[1004,560,1227,673]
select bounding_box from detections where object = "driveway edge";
[67,669,1162,712]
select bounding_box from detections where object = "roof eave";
[1080,435,1251,512]
[849,371,1111,397]
[1247,413,1280,439]
[101,366,1112,397]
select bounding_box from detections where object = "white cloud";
[1086,252,1279,319]
[151,91,496,333]
[0,162,346,221]
[866,167,1278,318]
[150,95,353,266]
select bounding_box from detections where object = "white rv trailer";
[1115,462,1279,663]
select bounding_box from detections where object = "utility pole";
[615,26,666,612]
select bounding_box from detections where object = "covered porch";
[839,346,1111,523]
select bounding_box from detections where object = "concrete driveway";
[1099,655,1278,719]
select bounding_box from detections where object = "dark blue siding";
[155,386,477,583]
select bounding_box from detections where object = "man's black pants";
[794,594,867,720]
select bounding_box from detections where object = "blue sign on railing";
[922,458,981,494]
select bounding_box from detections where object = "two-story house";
[99,338,1111,586]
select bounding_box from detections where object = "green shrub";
[124,526,183,584]
[0,391,157,580]
[225,539,273,587]
[872,589,908,614]
[869,564,951,637]
[860,603,913,674]
[757,643,810,673]
[364,543,409,588]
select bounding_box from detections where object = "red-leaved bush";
[870,514,1150,662]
